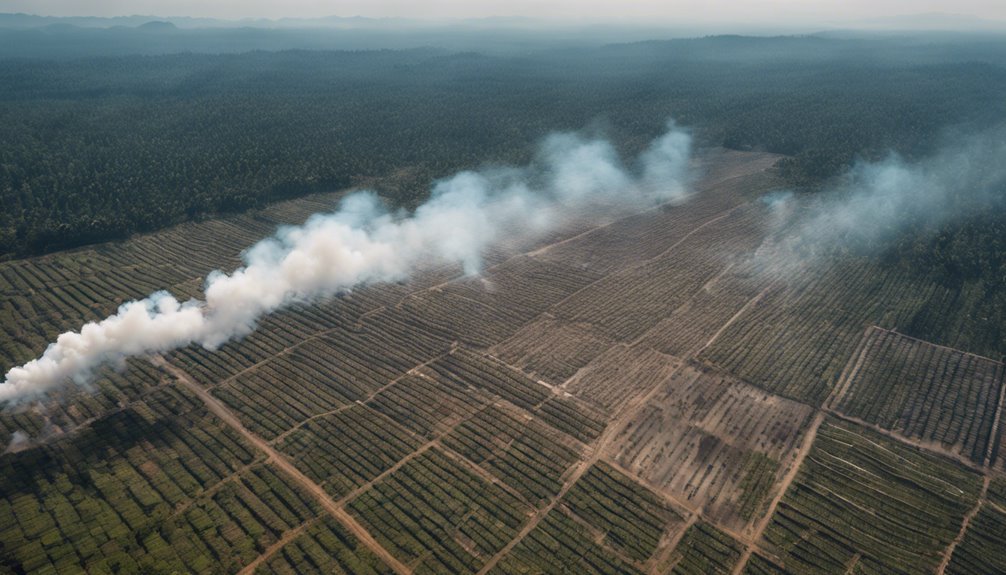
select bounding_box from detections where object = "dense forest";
[2,34,1006,258]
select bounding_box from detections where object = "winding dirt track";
[152,356,413,575]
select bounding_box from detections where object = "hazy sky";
[4,0,1006,24]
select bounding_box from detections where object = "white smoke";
[761,126,1006,262]
[0,122,692,404]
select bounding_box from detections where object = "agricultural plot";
[637,264,767,358]
[273,404,421,500]
[832,326,1004,464]
[532,152,779,277]
[561,461,686,563]
[565,344,681,412]
[348,448,531,575]
[489,507,646,575]
[759,418,983,574]
[366,372,489,438]
[0,190,348,373]
[210,322,451,440]
[553,206,766,343]
[0,383,335,574]
[699,259,943,405]
[608,364,813,531]
[662,521,743,575]
[0,358,166,447]
[253,516,392,575]
[492,317,615,386]
[945,503,1006,575]
[442,403,584,504]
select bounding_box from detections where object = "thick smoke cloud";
[761,126,1006,263]
[0,121,692,403]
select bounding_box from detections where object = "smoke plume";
[760,126,1006,263]
[0,121,692,404]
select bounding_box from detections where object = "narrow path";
[151,356,412,575]
[731,411,826,575]
[646,513,697,575]
[237,517,319,575]
[475,363,695,575]
[936,475,990,575]
[695,284,772,357]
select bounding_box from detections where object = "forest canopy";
[1,34,1005,258]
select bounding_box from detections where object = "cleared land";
[2,148,1004,575]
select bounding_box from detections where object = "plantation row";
[834,327,1004,464]
[442,404,583,505]
[274,404,421,500]
[700,258,949,405]
[0,383,346,574]
[665,521,743,575]
[347,448,530,575]
[610,365,810,530]
[493,317,615,386]
[0,358,165,447]
[945,503,1006,575]
[489,507,644,575]
[253,516,392,575]
[209,320,453,440]
[534,167,756,276]
[424,346,607,443]
[638,263,768,358]
[566,345,681,413]
[366,372,489,439]
[554,206,766,343]
[561,461,684,562]
[759,418,983,574]
[442,255,603,326]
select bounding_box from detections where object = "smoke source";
[0,121,692,404]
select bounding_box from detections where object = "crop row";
[348,447,530,575]
[760,418,983,574]
[425,346,608,445]
[637,264,767,358]
[666,521,743,575]
[534,177,746,277]
[566,345,681,413]
[493,317,614,386]
[366,372,489,438]
[553,207,764,343]
[489,506,644,575]
[443,404,582,504]
[562,461,683,562]
[0,382,328,574]
[274,404,421,499]
[699,259,946,405]
[834,327,1004,464]
[0,358,165,447]
[424,347,550,411]
[211,323,442,440]
[254,516,392,575]
[609,365,808,530]
[444,256,603,324]
[945,503,1006,575]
